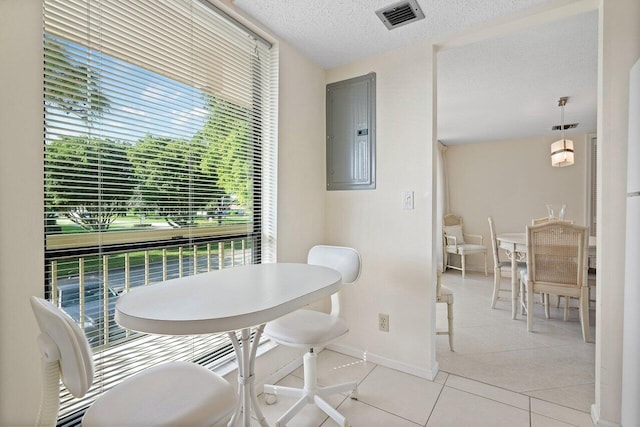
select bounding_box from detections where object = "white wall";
[594,0,640,424]
[275,42,327,263]
[324,42,438,378]
[445,133,590,271]
[250,40,330,384]
[0,1,45,425]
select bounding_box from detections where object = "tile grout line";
[423,372,448,426]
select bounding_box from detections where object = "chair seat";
[447,244,487,254]
[83,361,236,427]
[264,309,349,348]
[439,284,453,296]
[437,285,454,304]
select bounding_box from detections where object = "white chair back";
[30,296,94,398]
[308,245,361,318]
[308,245,361,284]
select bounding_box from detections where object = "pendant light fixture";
[551,96,575,167]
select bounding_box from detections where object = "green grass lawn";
[54,214,249,233]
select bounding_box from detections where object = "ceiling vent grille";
[376,0,425,30]
[552,123,579,131]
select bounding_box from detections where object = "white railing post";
[51,260,58,302]
[193,245,198,275]
[79,258,85,331]
[144,251,150,285]
[124,253,130,293]
[218,242,224,269]
[162,248,167,281]
[103,254,109,345]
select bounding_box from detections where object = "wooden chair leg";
[447,301,454,351]
[580,289,590,342]
[544,294,550,319]
[563,296,569,321]
[491,268,500,309]
[461,255,466,279]
[527,283,534,332]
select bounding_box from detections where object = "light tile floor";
[252,271,595,426]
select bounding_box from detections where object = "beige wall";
[445,133,591,271]
[0,1,45,425]
[325,42,438,377]
[275,42,327,263]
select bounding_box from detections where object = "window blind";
[43,0,277,422]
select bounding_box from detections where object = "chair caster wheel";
[265,394,277,405]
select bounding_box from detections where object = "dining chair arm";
[444,234,459,247]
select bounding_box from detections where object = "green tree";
[129,134,219,226]
[198,96,253,209]
[45,137,135,231]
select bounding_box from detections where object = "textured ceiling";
[232,0,598,145]
[438,10,598,144]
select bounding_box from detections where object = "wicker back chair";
[532,217,573,225]
[519,221,590,341]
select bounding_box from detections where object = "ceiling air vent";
[552,123,579,131]
[375,0,425,30]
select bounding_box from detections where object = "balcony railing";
[46,237,255,349]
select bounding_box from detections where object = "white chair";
[488,216,525,309]
[263,245,362,427]
[436,270,454,351]
[443,213,488,279]
[519,222,590,342]
[30,296,236,427]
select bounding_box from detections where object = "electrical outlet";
[378,313,389,332]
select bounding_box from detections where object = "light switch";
[402,191,414,210]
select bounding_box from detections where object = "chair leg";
[527,283,534,332]
[580,289,590,342]
[314,395,348,427]
[544,294,550,319]
[563,296,569,321]
[269,349,354,427]
[491,268,500,309]
[461,255,466,279]
[447,300,454,351]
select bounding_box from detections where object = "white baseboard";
[254,342,440,395]
[327,342,439,380]
[591,404,622,427]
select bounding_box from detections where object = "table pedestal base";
[228,325,269,427]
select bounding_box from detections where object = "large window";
[43,0,277,423]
